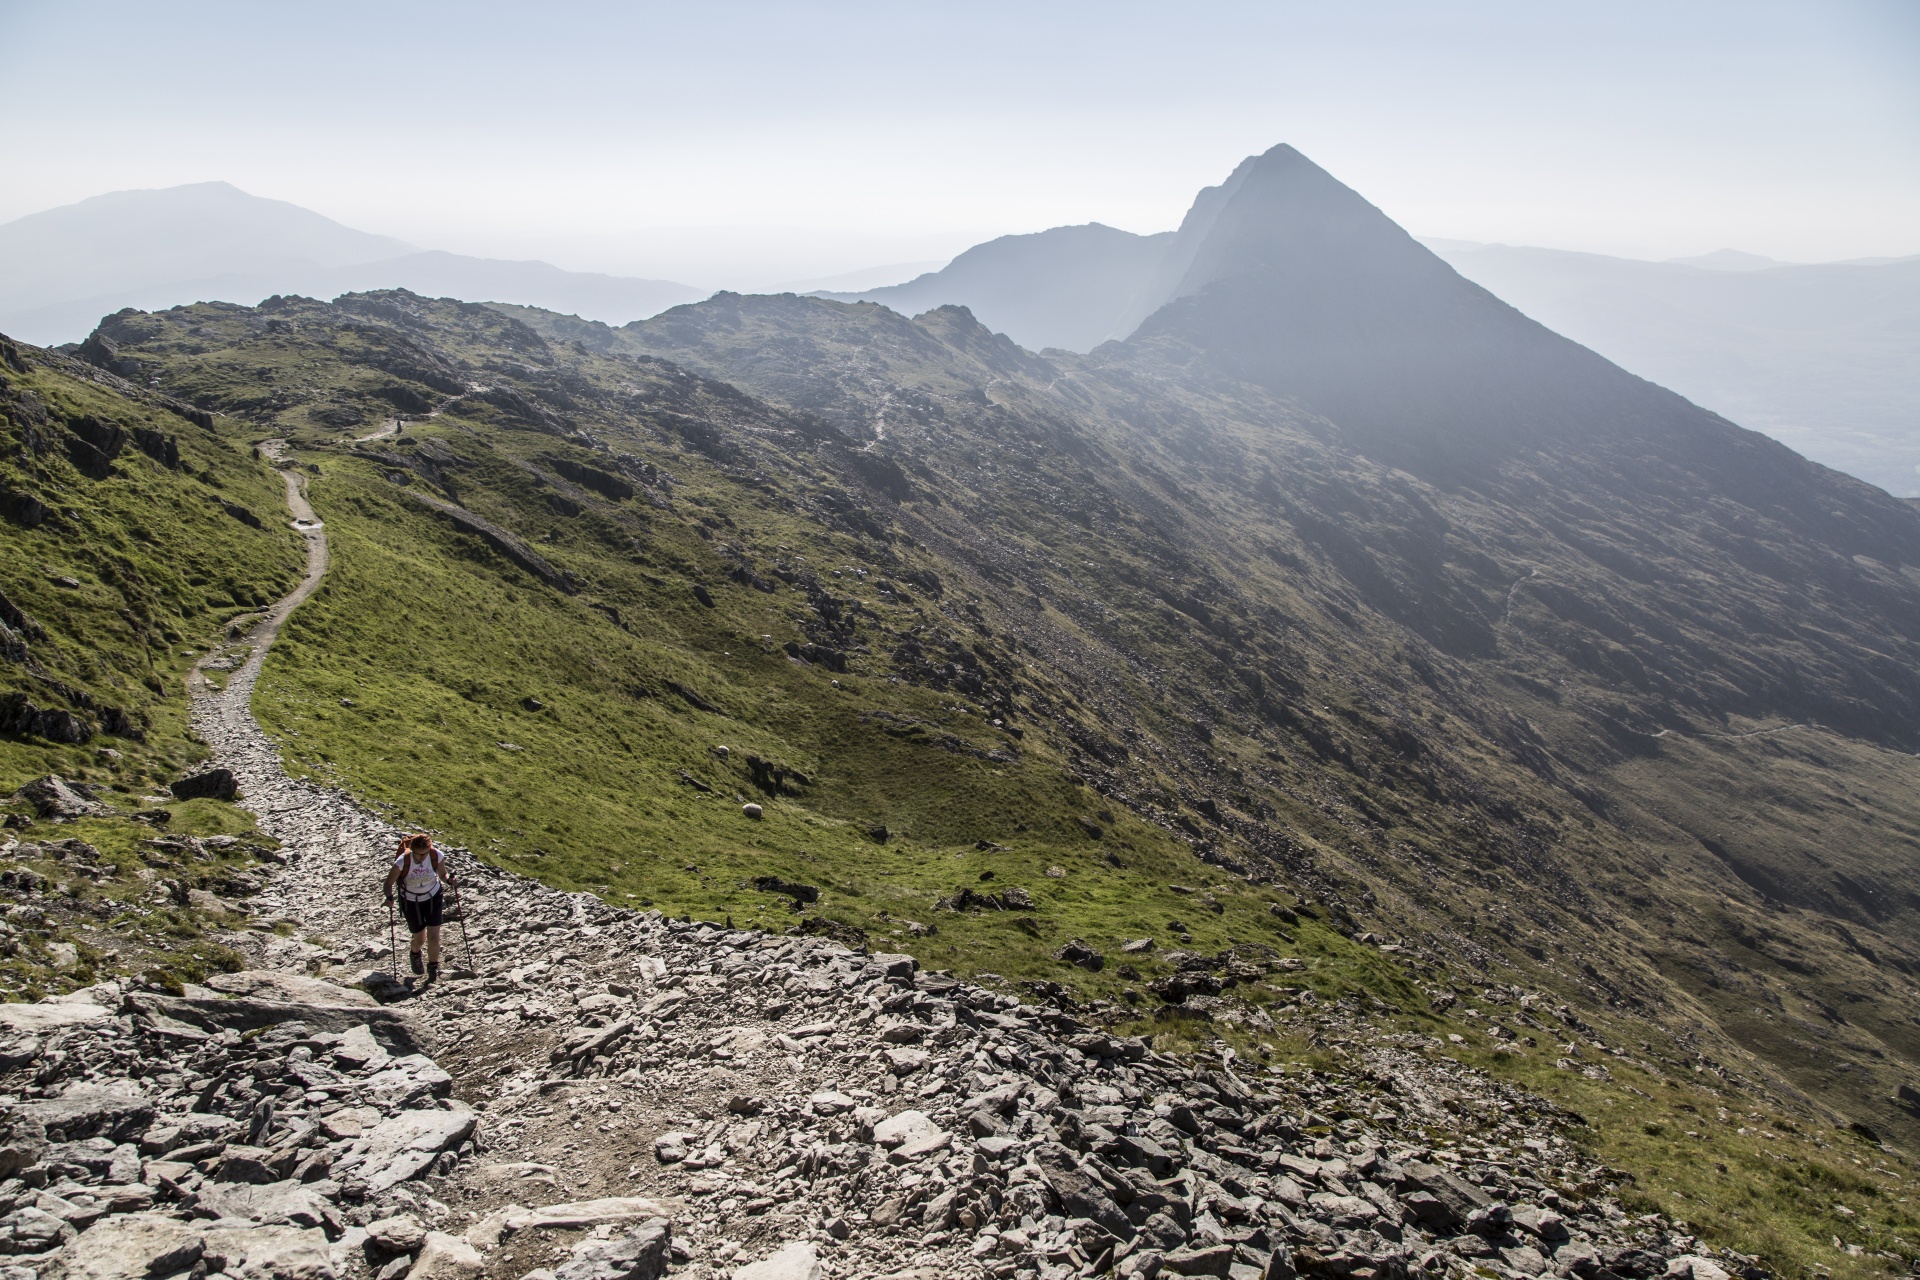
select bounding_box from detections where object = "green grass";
[256,454,1397,1005]
[0,343,310,999]
[0,346,307,795]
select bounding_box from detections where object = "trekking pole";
[386,894,399,983]
[450,875,477,977]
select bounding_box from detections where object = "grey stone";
[11,1084,153,1144]
[406,1231,485,1279]
[1163,1242,1236,1277]
[551,1218,670,1280]
[1032,1144,1132,1240]
[169,769,238,801]
[732,1242,821,1280]
[1402,1160,1489,1223]
[198,1179,337,1231]
[12,775,111,819]
[200,1221,337,1279]
[339,1107,476,1192]
[42,1211,197,1279]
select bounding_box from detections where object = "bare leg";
[425,924,443,965]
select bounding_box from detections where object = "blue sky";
[2,0,1915,281]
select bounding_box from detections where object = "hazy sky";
[2,0,1916,283]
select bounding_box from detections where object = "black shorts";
[400,890,444,932]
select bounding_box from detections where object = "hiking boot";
[426,961,440,982]
[409,951,424,975]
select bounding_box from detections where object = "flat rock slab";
[0,1003,110,1033]
[13,1084,154,1143]
[341,1107,476,1192]
[502,1195,683,1232]
[198,1179,338,1230]
[44,1211,203,1280]
[202,1222,336,1280]
[734,1242,822,1280]
[206,970,379,1007]
[47,1215,336,1280]
[125,992,420,1054]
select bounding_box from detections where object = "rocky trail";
[0,468,1750,1280]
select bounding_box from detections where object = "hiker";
[385,832,456,980]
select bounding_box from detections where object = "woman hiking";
[384,833,457,981]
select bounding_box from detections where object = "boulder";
[168,769,238,801]
[1054,938,1106,971]
[210,1143,284,1184]
[123,991,420,1051]
[362,1054,455,1104]
[733,1242,821,1280]
[11,774,111,818]
[1402,1160,1489,1225]
[1511,1204,1569,1239]
[0,1113,47,1179]
[187,888,240,915]
[0,1034,40,1073]
[885,1047,929,1075]
[1666,1258,1732,1280]
[1162,1242,1237,1277]
[866,953,917,981]
[43,1211,199,1280]
[2,1203,75,1252]
[206,972,378,1008]
[332,1023,393,1070]
[139,1111,240,1156]
[407,1231,485,1279]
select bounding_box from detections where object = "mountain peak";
[1113,143,1685,478]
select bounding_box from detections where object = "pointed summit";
[1116,144,1670,478]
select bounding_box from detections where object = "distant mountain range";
[6,177,1916,495]
[828,219,1920,496]
[0,182,704,346]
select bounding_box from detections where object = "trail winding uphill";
[15,463,1736,1280]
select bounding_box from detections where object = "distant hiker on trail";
[385,833,456,980]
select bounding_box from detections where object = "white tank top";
[396,849,441,902]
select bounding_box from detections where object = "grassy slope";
[80,292,1920,1277]
[0,335,308,993]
